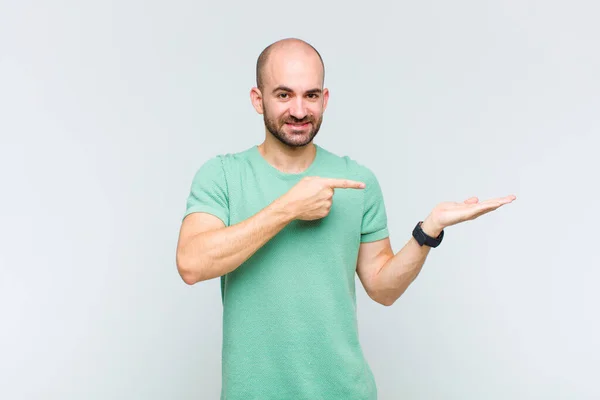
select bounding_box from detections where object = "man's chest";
[227,175,364,232]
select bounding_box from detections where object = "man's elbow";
[179,270,200,285]
[378,297,396,307]
[369,290,397,307]
[176,253,205,285]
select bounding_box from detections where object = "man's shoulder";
[198,145,255,168]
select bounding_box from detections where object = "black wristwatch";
[412,221,444,248]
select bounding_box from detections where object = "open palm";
[432,195,517,229]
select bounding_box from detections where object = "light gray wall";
[1,1,598,399]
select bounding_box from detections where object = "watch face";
[413,221,443,247]
[413,223,426,246]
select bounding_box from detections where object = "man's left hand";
[421,195,517,236]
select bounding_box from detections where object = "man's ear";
[322,87,330,112]
[250,87,264,114]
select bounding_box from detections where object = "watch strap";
[412,221,444,248]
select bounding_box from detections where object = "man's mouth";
[286,122,310,128]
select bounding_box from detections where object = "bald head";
[256,38,325,91]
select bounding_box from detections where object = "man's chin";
[286,138,313,147]
[281,133,314,147]
[267,124,319,147]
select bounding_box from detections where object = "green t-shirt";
[184,143,389,400]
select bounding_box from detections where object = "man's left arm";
[357,195,516,306]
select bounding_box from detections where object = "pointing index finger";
[324,178,366,189]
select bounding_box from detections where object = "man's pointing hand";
[280,176,366,221]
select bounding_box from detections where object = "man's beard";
[263,108,323,148]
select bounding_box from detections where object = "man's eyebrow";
[272,86,322,94]
[272,85,292,93]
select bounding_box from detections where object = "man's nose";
[289,97,308,119]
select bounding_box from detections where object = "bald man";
[176,38,515,400]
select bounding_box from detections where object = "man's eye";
[307,94,318,99]
[278,93,289,98]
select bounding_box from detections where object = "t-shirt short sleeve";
[183,156,230,226]
[360,167,389,243]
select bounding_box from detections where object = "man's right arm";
[176,176,365,285]
[176,197,295,285]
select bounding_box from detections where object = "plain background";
[1,0,598,399]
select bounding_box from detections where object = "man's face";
[257,50,329,147]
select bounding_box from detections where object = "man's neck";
[257,138,317,174]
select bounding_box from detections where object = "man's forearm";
[178,199,295,283]
[373,218,443,306]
